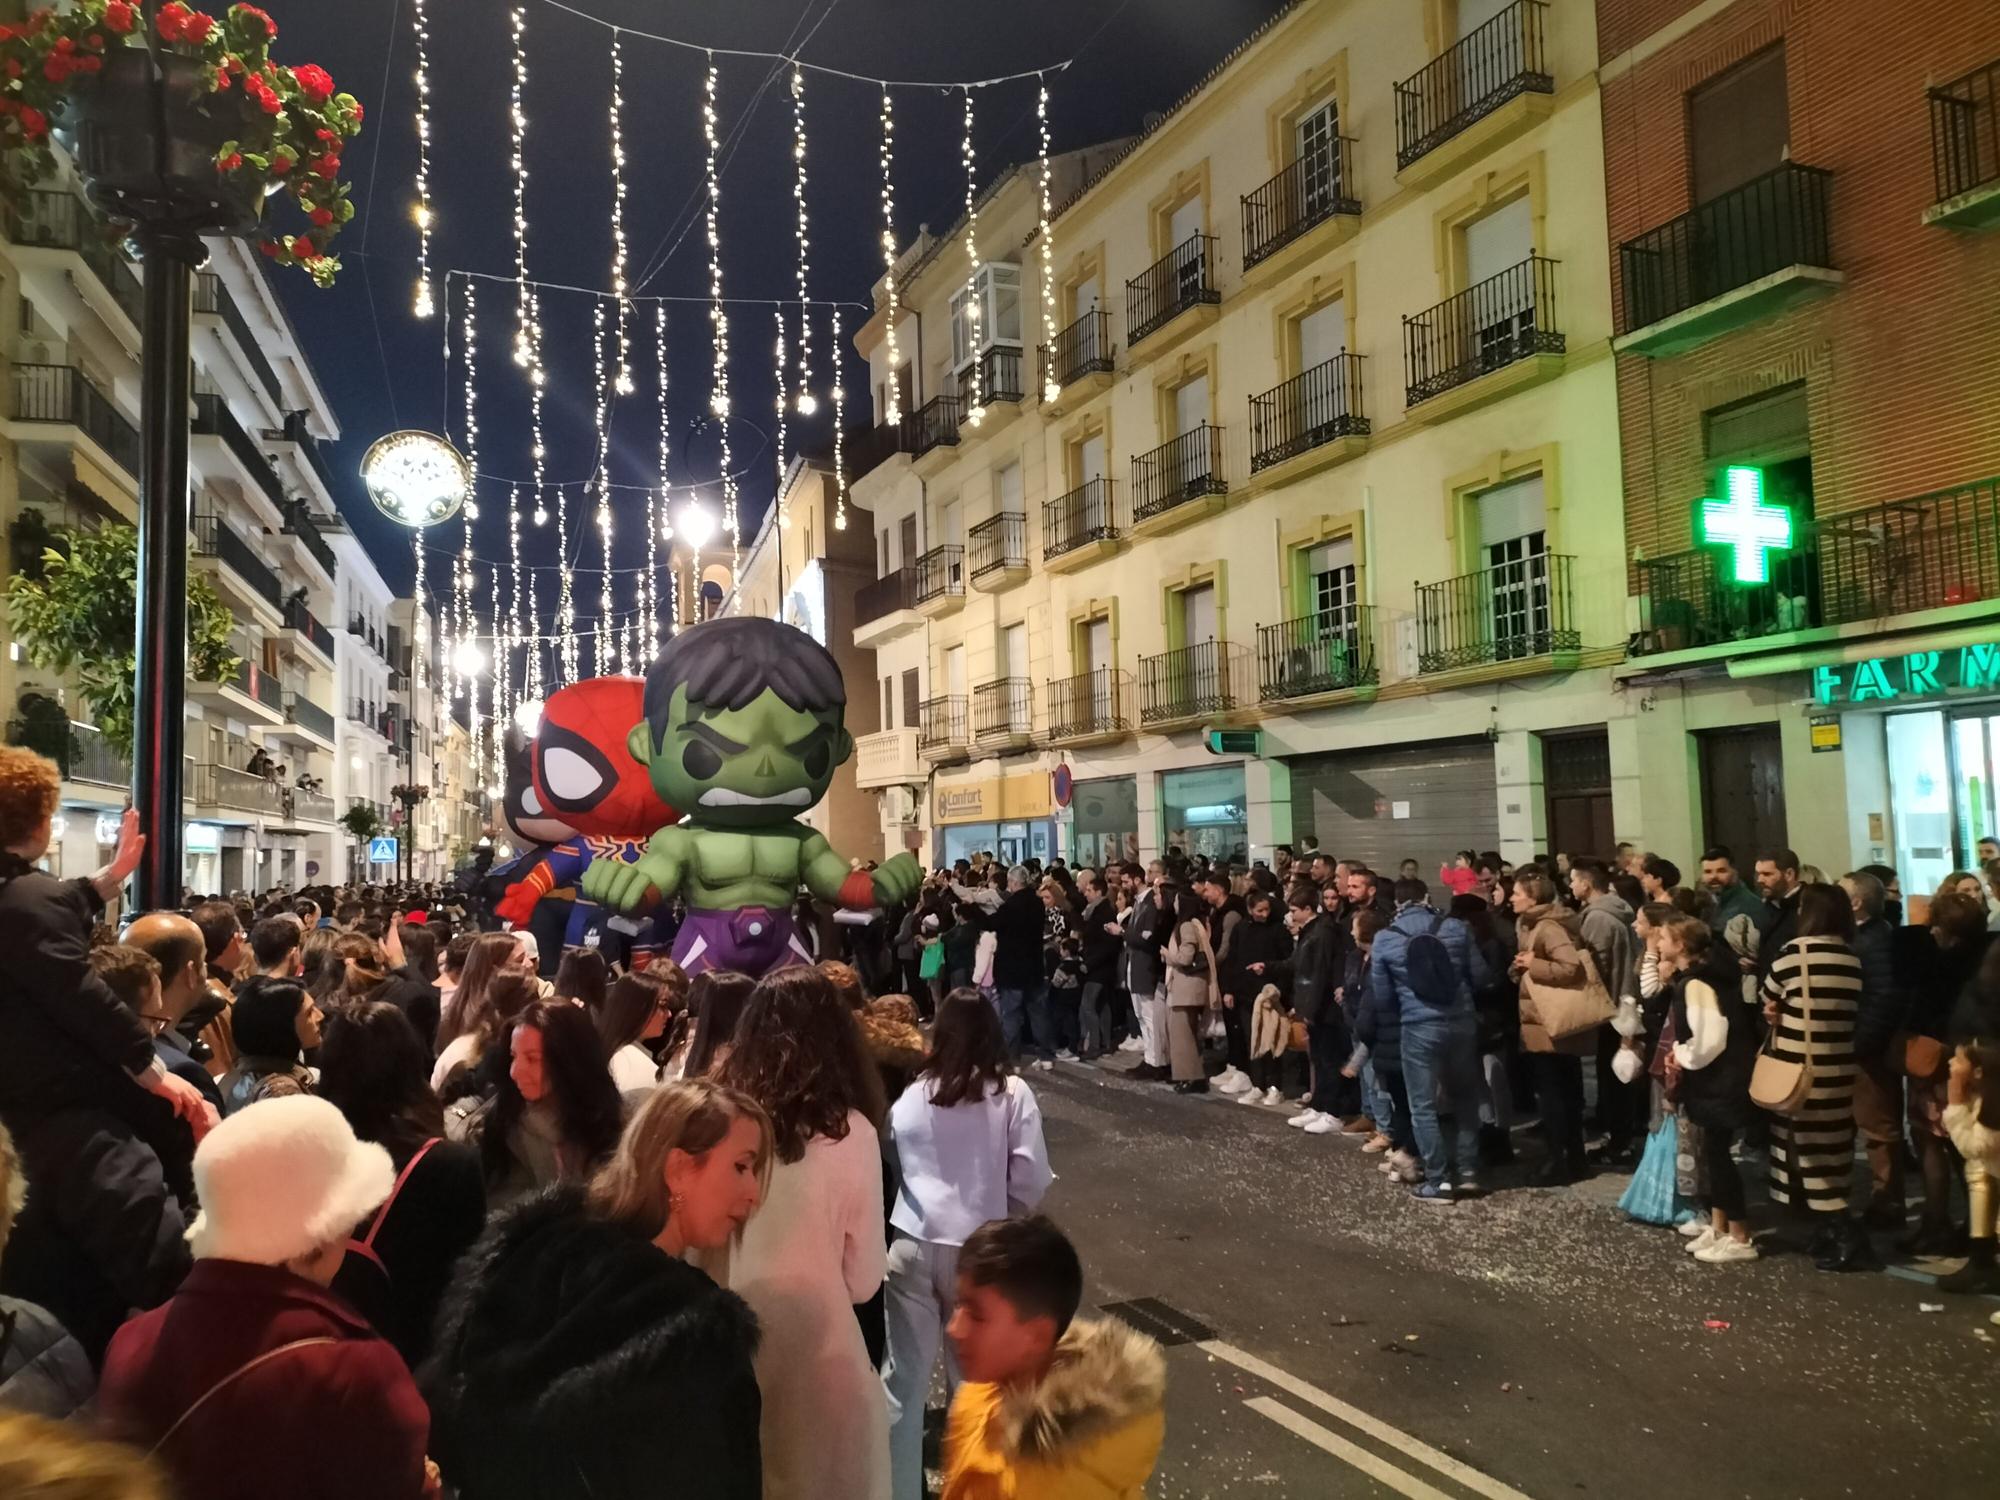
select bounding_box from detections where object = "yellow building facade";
[849,0,1635,872]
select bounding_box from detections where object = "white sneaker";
[1262,1086,1284,1106]
[1677,1218,1709,1239]
[1684,1226,1720,1255]
[1287,1109,1324,1129]
[1055,1049,1080,1063]
[1236,1086,1266,1105]
[1118,1037,1144,1053]
[1216,1068,1252,1096]
[1387,1150,1422,1183]
[1302,1114,1338,1135]
[1032,1058,1055,1072]
[1694,1236,1759,1265]
[1394,1161,1425,1184]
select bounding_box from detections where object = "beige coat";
[1161,919,1219,1010]
[1515,903,1605,1057]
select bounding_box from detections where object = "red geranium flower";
[308,206,333,226]
[155,2,190,39]
[181,11,215,43]
[234,5,277,41]
[271,153,293,173]
[18,105,47,140]
[103,1,136,34]
[259,239,281,258]
[85,32,105,50]
[310,153,339,179]
[351,101,363,124]
[220,151,243,171]
[292,62,334,103]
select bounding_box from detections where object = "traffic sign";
[368,836,399,864]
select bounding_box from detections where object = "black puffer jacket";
[423,1186,761,1500]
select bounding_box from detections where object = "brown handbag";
[1750,947,1816,1115]
[1898,1032,1948,1083]
[1527,943,1616,1042]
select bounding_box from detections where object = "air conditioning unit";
[881,784,920,826]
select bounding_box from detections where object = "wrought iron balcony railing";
[193,762,286,817]
[1619,164,1834,331]
[918,695,969,754]
[855,566,918,627]
[230,659,284,711]
[283,596,336,658]
[1040,309,1114,391]
[1403,255,1563,407]
[6,717,130,788]
[972,679,1035,742]
[1043,478,1118,561]
[194,271,284,409]
[1127,234,1219,347]
[1139,639,1249,725]
[968,513,1027,581]
[913,544,965,606]
[902,394,962,460]
[0,189,144,325]
[1258,606,1381,700]
[1242,137,1359,267]
[1930,59,2000,204]
[192,513,283,608]
[8,363,141,478]
[1249,353,1368,471]
[192,391,289,515]
[1636,478,2000,652]
[283,691,337,741]
[1133,425,1226,524]
[959,346,1024,408]
[282,500,338,578]
[1394,0,1552,171]
[1047,668,1133,742]
[1416,551,1578,674]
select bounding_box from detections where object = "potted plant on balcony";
[6,520,236,757]
[0,2,362,283]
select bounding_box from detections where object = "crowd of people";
[0,743,1165,1499]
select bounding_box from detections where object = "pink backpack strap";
[357,1137,442,1253]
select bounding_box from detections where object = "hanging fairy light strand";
[960,86,984,427]
[772,305,789,530]
[1037,73,1060,404]
[655,301,676,643]
[524,563,545,701]
[590,298,615,676]
[608,28,634,396]
[410,0,435,317]
[509,8,551,539]
[702,53,740,567]
[878,85,901,425]
[454,279,481,706]
[790,64,816,418]
[831,303,848,531]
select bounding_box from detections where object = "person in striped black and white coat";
[1760,883,1877,1273]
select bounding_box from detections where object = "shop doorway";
[1699,725,1787,859]
[1542,728,1614,861]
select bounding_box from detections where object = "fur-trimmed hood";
[423,1185,763,1499]
[994,1316,1165,1465]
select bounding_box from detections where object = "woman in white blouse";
[881,987,1053,1500]
[711,969,893,1499]
[594,966,684,1108]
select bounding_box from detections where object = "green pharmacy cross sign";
[1698,466,1793,585]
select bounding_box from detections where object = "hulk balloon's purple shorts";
[672,905,814,977]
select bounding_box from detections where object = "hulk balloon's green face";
[630,683,853,830]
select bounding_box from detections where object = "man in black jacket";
[1270,886,1352,1131]
[121,915,226,1116]
[1122,862,1174,1080]
[1075,869,1122,1059]
[1842,870,1907,1228]
[1197,872,1250,1082]
[988,866,1053,1067]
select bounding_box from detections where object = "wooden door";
[1700,724,1788,858]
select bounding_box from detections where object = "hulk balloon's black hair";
[644,615,846,739]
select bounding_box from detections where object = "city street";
[1027,1061,2000,1498]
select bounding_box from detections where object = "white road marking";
[1244,1398,1455,1500]
[1203,1340,1537,1500]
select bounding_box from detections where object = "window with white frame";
[949,263,1024,373]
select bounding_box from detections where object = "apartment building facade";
[1604,0,2000,885]
[848,0,1632,872]
[1,185,354,893]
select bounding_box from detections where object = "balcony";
[0,189,145,331]
[1249,353,1369,480]
[1634,478,2000,656]
[1126,234,1220,351]
[273,689,337,747]
[1042,478,1119,573]
[1258,606,1381,704]
[972,679,1035,753]
[1394,0,1553,188]
[290,787,338,824]
[1039,309,1114,413]
[282,500,338,580]
[348,617,392,663]
[913,544,966,618]
[192,391,289,518]
[918,695,970,762]
[5,717,130,791]
[854,728,923,789]
[1927,60,2000,228]
[968,513,1029,592]
[189,762,286,819]
[1132,425,1227,536]
[1403,255,1564,420]
[282,596,337,663]
[192,512,283,614]
[1242,138,1360,274]
[903,394,962,476]
[847,419,914,485]
[1140,640,1251,728]
[1416,552,1579,676]
[1616,165,1839,356]
[193,271,284,411]
[957,346,1025,432]
[349,699,389,741]
[1046,668,1134,747]
[7,364,140,483]
[853,566,924,648]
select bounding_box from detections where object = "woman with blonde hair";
[0,1409,171,1500]
[426,1080,771,1499]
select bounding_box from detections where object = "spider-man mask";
[530,675,679,837]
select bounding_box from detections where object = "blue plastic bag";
[1618,1113,1693,1226]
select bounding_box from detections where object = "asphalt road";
[1023,1058,2000,1499]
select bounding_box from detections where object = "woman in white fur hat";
[97,1094,435,1500]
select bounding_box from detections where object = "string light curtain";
[591,298,614,677]
[959,86,983,427]
[410,0,435,317]
[701,53,740,570]
[878,85,901,425]
[791,64,816,418]
[655,301,675,642]
[1037,73,1060,403]
[608,28,633,395]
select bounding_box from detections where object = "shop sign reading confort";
[1811,643,2000,707]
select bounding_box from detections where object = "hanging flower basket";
[0,3,362,284]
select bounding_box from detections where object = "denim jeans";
[1400,1011,1482,1187]
[883,1234,962,1500]
[994,983,1053,1060]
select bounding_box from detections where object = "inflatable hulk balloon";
[581,615,924,975]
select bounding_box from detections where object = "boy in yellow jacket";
[940,1215,1166,1500]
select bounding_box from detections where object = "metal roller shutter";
[1289,739,1499,877]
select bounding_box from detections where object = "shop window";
[1071,776,1138,867]
[1887,710,1954,897]
[1161,764,1247,869]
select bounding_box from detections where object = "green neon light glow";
[1698,466,1793,585]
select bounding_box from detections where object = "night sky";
[266,0,1293,606]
